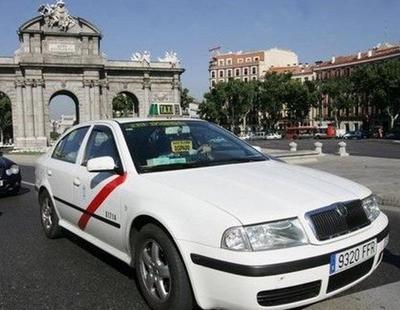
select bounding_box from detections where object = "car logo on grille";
[336,204,348,217]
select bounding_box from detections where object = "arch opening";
[0,91,13,146]
[49,91,79,141]
[112,92,139,118]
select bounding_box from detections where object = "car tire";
[134,224,194,310]
[10,185,20,196]
[39,190,63,239]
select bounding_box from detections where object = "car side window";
[82,125,122,168]
[52,127,89,163]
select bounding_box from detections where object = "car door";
[46,126,90,221]
[72,124,126,250]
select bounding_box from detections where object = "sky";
[1,0,400,113]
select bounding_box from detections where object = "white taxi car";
[35,118,389,310]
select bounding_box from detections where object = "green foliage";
[112,93,137,117]
[201,74,318,130]
[180,88,195,110]
[50,131,61,141]
[200,79,258,131]
[352,59,400,128]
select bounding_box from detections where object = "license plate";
[0,180,3,187]
[330,239,376,274]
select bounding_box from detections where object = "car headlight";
[362,195,380,222]
[5,164,20,176]
[222,218,308,251]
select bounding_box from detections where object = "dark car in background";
[384,128,400,140]
[343,130,368,140]
[0,152,21,195]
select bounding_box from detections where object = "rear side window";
[52,127,89,163]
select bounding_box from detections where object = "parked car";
[265,131,282,140]
[343,130,368,140]
[0,152,21,195]
[384,129,400,140]
[36,119,389,310]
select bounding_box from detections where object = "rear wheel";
[134,224,194,310]
[39,190,62,239]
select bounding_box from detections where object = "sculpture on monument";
[38,0,75,31]
[158,51,180,67]
[130,51,151,64]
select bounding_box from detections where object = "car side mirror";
[87,156,116,173]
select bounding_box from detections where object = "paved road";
[252,139,400,159]
[0,166,399,309]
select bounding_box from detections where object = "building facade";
[0,1,184,150]
[313,43,400,131]
[208,48,298,87]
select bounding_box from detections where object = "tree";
[257,72,292,128]
[112,93,136,117]
[180,88,195,110]
[0,92,12,144]
[320,77,356,127]
[285,79,317,122]
[352,59,400,129]
[200,79,256,132]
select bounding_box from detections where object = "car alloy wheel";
[139,239,171,302]
[41,196,53,231]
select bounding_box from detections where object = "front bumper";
[0,174,21,194]
[179,213,389,310]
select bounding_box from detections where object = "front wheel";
[134,224,194,310]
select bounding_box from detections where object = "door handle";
[47,169,52,176]
[73,178,81,187]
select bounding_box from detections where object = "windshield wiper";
[141,162,204,173]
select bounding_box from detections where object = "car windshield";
[121,120,267,173]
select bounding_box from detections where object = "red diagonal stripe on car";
[78,173,127,230]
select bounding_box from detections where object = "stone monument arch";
[0,1,184,150]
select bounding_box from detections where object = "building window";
[218,59,224,66]
[254,57,259,62]
[219,70,224,78]
[251,66,257,74]
[243,77,248,82]
[211,80,216,87]
[304,77,309,81]
[243,68,248,75]
[237,58,243,63]
[211,71,216,78]
[245,57,251,63]
[227,69,232,77]
[252,76,257,81]
[219,79,224,83]
[226,58,232,65]
[235,68,240,76]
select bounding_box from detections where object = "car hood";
[0,156,15,168]
[143,161,371,225]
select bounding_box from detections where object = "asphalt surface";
[252,139,400,159]
[0,165,399,310]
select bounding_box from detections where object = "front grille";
[327,257,374,292]
[307,200,370,241]
[257,280,321,306]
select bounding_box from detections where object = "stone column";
[93,81,101,120]
[143,73,151,117]
[24,80,35,140]
[100,80,109,119]
[83,80,92,122]
[14,80,26,146]
[35,79,47,148]
[172,73,181,105]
